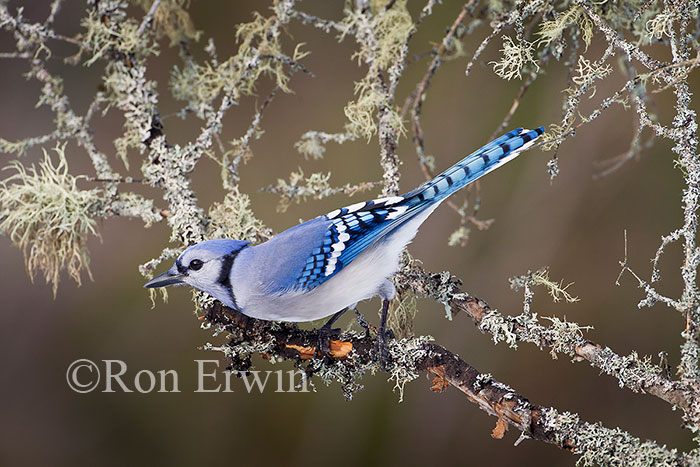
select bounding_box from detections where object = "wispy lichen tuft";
[207,187,270,242]
[386,290,419,339]
[571,56,612,98]
[491,35,539,81]
[170,11,306,118]
[81,7,159,66]
[448,225,470,247]
[265,169,379,213]
[387,335,433,402]
[132,0,201,45]
[340,0,412,140]
[0,146,101,296]
[538,6,593,51]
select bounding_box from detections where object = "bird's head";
[144,239,249,308]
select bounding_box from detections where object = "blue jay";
[145,127,544,365]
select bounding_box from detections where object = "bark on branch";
[205,302,689,465]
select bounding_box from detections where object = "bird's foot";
[315,324,341,358]
[314,308,348,358]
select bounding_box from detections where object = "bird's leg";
[316,308,348,357]
[377,298,394,371]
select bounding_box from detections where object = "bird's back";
[229,128,545,321]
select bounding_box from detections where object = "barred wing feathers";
[295,127,544,290]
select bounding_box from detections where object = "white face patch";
[172,241,250,310]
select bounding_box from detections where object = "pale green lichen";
[139,247,181,307]
[344,75,403,141]
[387,335,434,402]
[106,192,163,227]
[294,131,358,161]
[478,306,592,360]
[541,407,683,466]
[571,56,612,98]
[170,12,306,119]
[212,339,276,359]
[270,169,332,213]
[590,347,663,391]
[0,133,57,156]
[479,310,520,348]
[294,137,326,160]
[473,372,493,391]
[304,329,375,400]
[131,0,201,45]
[385,290,419,339]
[645,10,677,41]
[447,225,470,248]
[81,7,159,67]
[491,35,539,81]
[511,268,580,304]
[427,270,470,321]
[541,316,592,359]
[339,0,412,141]
[538,6,593,51]
[103,61,160,169]
[207,188,270,242]
[0,146,101,296]
[266,169,379,213]
[140,138,207,245]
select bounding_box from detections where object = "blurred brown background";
[0,1,695,465]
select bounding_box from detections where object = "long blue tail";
[309,127,544,289]
[403,127,544,204]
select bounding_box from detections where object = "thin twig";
[137,0,162,36]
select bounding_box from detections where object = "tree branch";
[205,302,689,465]
[396,263,700,414]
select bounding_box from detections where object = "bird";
[145,127,545,366]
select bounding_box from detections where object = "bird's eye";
[189,259,204,271]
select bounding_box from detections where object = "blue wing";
[296,196,409,289]
[295,127,545,291]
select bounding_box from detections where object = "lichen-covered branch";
[2,0,700,463]
[205,302,689,465]
[395,263,700,416]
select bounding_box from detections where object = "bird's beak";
[144,269,185,288]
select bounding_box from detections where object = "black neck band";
[217,248,245,311]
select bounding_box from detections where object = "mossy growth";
[81,7,159,66]
[0,146,102,296]
[385,290,419,339]
[387,335,434,402]
[339,0,412,141]
[131,0,201,46]
[266,169,379,213]
[207,187,271,242]
[170,11,307,119]
[538,5,593,51]
[491,35,539,81]
[542,407,683,466]
[269,169,333,213]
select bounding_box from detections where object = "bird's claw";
[315,325,341,358]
